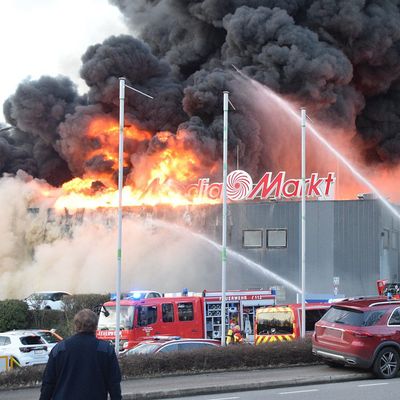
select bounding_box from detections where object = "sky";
[0,0,128,123]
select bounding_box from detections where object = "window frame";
[162,303,175,323]
[266,229,288,249]
[242,229,263,248]
[137,305,158,327]
[388,307,400,326]
[177,302,194,322]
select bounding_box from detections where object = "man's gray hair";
[74,309,98,333]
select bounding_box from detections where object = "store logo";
[187,170,335,201]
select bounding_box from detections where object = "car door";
[387,307,400,344]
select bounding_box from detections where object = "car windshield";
[127,343,160,354]
[321,306,386,326]
[97,305,134,330]
[257,311,294,335]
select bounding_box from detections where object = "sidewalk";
[121,364,373,399]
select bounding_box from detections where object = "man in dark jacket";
[40,308,122,400]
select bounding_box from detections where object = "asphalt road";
[0,364,385,400]
[169,377,400,400]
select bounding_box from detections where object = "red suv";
[312,297,400,379]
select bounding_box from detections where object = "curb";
[123,372,372,399]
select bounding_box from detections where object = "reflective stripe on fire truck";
[255,334,295,344]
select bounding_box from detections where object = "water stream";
[152,218,302,293]
[245,76,400,221]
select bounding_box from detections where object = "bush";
[62,294,110,336]
[28,310,68,338]
[119,338,317,377]
[0,339,318,389]
[0,300,30,332]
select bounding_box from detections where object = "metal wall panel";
[222,199,398,302]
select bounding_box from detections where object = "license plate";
[34,349,45,354]
[326,328,342,338]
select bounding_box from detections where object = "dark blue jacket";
[39,332,121,400]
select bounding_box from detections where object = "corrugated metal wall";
[333,200,380,297]
[217,199,400,302]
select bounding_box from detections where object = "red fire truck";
[254,303,330,345]
[96,289,275,351]
[377,279,400,299]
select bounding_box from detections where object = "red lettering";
[207,183,222,199]
[282,179,300,197]
[186,183,200,197]
[307,173,323,196]
[248,171,285,199]
[324,172,336,196]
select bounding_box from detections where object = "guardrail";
[0,355,20,371]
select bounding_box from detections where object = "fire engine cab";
[96,289,275,351]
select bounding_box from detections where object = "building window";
[242,230,263,248]
[382,229,390,249]
[267,229,287,248]
[392,231,398,250]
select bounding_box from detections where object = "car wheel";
[373,347,400,379]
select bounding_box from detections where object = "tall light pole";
[300,108,306,338]
[221,91,229,346]
[115,77,153,354]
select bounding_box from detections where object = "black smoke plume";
[2,0,400,186]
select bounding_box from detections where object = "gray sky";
[0,0,128,123]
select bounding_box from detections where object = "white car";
[0,331,49,367]
[24,291,71,310]
[109,290,162,301]
[17,329,63,351]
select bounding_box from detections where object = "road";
[169,378,400,400]
[0,365,388,399]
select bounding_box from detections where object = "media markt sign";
[187,170,336,201]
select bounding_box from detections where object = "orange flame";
[54,119,219,210]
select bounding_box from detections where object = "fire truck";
[96,289,275,351]
[254,303,330,345]
[377,279,400,299]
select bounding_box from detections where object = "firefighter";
[226,325,243,345]
[233,325,244,344]
[226,321,236,345]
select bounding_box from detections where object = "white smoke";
[0,173,241,299]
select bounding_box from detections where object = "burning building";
[1,1,400,299]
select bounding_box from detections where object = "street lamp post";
[221,91,229,346]
[300,108,306,338]
[115,77,153,354]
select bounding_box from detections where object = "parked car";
[24,291,71,310]
[17,329,63,351]
[312,297,400,378]
[110,290,163,301]
[123,337,221,355]
[0,330,49,367]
